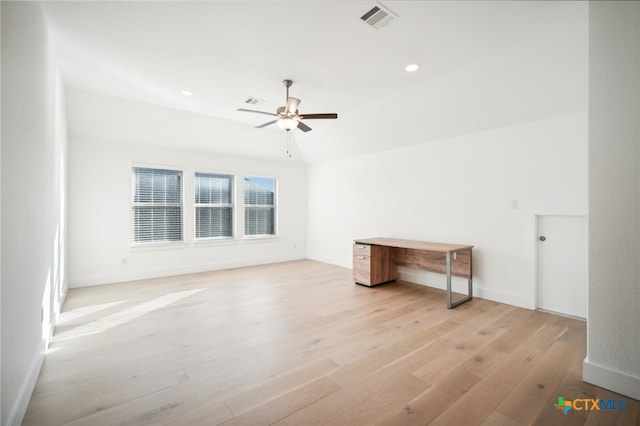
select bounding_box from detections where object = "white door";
[537,215,587,318]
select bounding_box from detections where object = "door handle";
[539,236,546,241]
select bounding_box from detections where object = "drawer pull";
[356,256,366,260]
[356,245,366,249]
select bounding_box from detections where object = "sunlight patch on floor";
[54,289,205,341]
[57,301,127,324]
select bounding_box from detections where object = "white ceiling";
[43,1,588,164]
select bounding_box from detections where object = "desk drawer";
[353,254,372,285]
[353,243,371,256]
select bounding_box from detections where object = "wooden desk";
[353,237,473,309]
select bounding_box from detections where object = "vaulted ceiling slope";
[44,1,587,164]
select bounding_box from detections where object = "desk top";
[354,237,473,253]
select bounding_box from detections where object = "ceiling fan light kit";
[277,117,299,131]
[237,79,337,133]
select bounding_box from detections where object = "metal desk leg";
[446,252,452,309]
[447,249,473,309]
[468,249,473,299]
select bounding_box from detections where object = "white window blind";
[132,167,183,243]
[195,172,234,239]
[244,176,276,236]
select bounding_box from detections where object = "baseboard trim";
[6,341,45,426]
[307,257,531,309]
[68,255,306,288]
[307,253,350,269]
[398,268,528,308]
[583,357,640,400]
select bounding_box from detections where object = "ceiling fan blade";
[297,121,312,132]
[298,113,338,120]
[237,108,278,117]
[255,120,278,129]
[285,97,300,114]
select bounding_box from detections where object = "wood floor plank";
[480,411,526,426]
[279,360,431,425]
[404,322,577,426]
[223,358,341,416]
[496,340,582,424]
[532,358,596,426]
[337,306,416,335]
[162,401,233,426]
[21,260,637,426]
[323,373,428,425]
[217,376,341,426]
[23,365,190,425]
[374,366,482,425]
[410,320,506,385]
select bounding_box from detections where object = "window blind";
[195,172,233,239]
[244,176,276,236]
[132,167,183,243]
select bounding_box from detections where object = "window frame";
[130,164,185,248]
[243,175,278,239]
[193,171,236,241]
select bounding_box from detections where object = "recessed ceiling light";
[405,64,420,72]
[180,90,193,96]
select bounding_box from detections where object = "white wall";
[585,1,640,400]
[307,111,587,309]
[1,2,68,424]
[67,104,307,286]
[0,4,3,423]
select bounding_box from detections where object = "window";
[244,176,276,237]
[194,172,234,239]
[131,167,183,243]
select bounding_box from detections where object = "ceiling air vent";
[245,97,262,105]
[360,2,397,30]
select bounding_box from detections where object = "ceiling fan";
[237,79,338,132]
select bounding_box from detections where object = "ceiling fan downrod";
[283,79,293,103]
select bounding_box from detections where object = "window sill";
[193,238,239,248]
[243,235,280,243]
[130,241,187,252]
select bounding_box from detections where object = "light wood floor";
[24,260,638,425]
